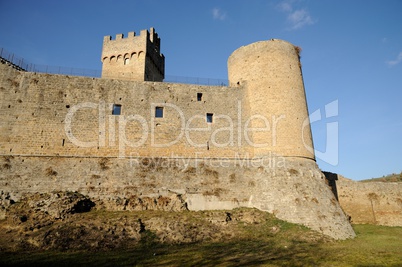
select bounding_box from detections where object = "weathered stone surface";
[96,194,188,211]
[337,176,402,226]
[228,39,314,159]
[0,155,355,239]
[0,191,15,220]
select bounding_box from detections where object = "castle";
[0,28,356,239]
[101,28,164,82]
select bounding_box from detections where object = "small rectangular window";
[197,93,203,101]
[206,113,213,123]
[112,104,121,115]
[155,107,164,118]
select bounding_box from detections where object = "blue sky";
[0,0,401,180]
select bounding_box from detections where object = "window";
[206,113,213,123]
[197,93,203,101]
[124,58,129,65]
[155,107,164,118]
[112,104,121,115]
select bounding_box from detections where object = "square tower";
[101,28,165,81]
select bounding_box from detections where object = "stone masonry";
[101,28,164,82]
[337,175,402,226]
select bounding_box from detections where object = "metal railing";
[0,47,228,86]
[164,75,228,86]
[28,64,102,77]
[0,47,29,71]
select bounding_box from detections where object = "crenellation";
[103,35,112,42]
[127,31,136,38]
[149,27,161,49]
[101,28,164,81]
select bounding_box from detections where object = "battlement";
[103,31,136,42]
[101,27,164,81]
[103,28,160,48]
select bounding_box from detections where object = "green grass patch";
[0,211,401,266]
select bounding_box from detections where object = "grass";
[327,224,402,266]
[361,172,402,183]
[0,213,401,266]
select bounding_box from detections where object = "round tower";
[228,39,315,160]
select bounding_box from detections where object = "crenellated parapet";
[101,27,164,81]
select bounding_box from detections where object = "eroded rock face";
[0,191,15,220]
[0,191,194,251]
[0,195,327,252]
[1,191,95,236]
[96,194,188,211]
[1,191,188,230]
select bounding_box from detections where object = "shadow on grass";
[143,239,325,267]
[3,218,401,266]
[0,239,326,267]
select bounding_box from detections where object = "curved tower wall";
[228,39,315,160]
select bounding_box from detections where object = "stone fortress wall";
[0,64,252,159]
[0,28,358,239]
[0,35,314,161]
[337,176,402,226]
